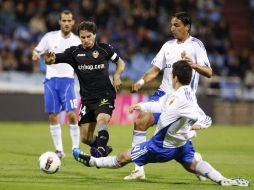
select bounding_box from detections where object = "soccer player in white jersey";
[125,12,213,180]
[32,10,81,158]
[72,60,249,187]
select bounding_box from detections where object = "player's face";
[79,30,96,49]
[170,17,189,42]
[59,13,75,36]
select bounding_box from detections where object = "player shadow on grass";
[115,171,215,186]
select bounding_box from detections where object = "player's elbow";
[118,58,125,71]
[206,69,213,78]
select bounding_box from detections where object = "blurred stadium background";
[0,0,254,124]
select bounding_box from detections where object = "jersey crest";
[168,99,174,105]
[92,50,99,58]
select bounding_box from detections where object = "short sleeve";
[34,33,49,55]
[195,41,211,67]
[99,43,119,62]
[150,43,166,70]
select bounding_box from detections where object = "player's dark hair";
[172,60,192,85]
[77,21,96,35]
[173,12,192,31]
[59,10,73,20]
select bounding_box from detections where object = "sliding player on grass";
[73,60,249,187]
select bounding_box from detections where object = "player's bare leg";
[80,122,96,145]
[124,112,154,180]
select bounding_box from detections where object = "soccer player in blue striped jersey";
[73,60,249,187]
[127,12,212,180]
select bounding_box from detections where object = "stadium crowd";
[0,0,253,86]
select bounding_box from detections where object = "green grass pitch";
[0,122,253,190]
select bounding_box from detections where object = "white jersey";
[139,85,212,148]
[35,30,81,79]
[151,36,210,94]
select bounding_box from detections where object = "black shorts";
[78,97,115,125]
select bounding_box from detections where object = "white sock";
[69,124,80,149]
[132,130,146,172]
[195,161,226,183]
[89,156,122,168]
[50,124,63,151]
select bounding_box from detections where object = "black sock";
[89,136,98,147]
[97,130,109,147]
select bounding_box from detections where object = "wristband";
[137,78,145,86]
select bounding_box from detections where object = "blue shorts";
[148,89,165,124]
[131,140,195,166]
[44,78,77,113]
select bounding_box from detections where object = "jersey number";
[80,105,86,116]
[70,99,77,109]
[132,145,141,152]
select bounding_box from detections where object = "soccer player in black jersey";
[44,21,125,158]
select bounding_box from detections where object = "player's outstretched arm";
[132,66,160,92]
[129,95,165,113]
[44,52,56,65]
[129,104,141,113]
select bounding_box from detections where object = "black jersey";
[55,42,119,102]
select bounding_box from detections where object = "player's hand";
[129,104,141,113]
[181,53,196,69]
[191,124,202,130]
[183,56,195,67]
[181,51,186,59]
[131,82,141,93]
[32,51,40,62]
[113,74,122,92]
[44,52,56,65]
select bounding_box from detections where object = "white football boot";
[124,170,146,180]
[55,150,66,159]
[220,178,250,187]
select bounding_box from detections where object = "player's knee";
[96,114,110,125]
[134,113,153,131]
[67,111,77,124]
[116,149,131,166]
[97,119,110,126]
[181,160,197,173]
[49,113,58,125]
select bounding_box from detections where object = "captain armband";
[110,53,119,63]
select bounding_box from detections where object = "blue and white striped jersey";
[139,85,212,148]
[151,36,210,94]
